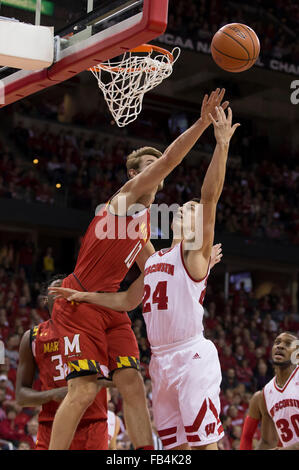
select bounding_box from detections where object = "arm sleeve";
[239,416,259,450]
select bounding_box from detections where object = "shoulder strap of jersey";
[30,325,39,347]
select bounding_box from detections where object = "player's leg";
[178,337,224,450]
[107,319,154,449]
[49,374,98,449]
[170,443,192,450]
[49,302,109,449]
[192,442,218,450]
[149,352,189,450]
[112,367,153,448]
[35,422,52,450]
[70,419,109,450]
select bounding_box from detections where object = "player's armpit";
[182,247,210,282]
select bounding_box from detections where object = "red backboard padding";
[1,0,168,107]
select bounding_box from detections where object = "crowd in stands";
[168,0,299,63]
[1,114,298,246]
[0,240,298,450]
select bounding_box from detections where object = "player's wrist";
[197,116,209,129]
[80,292,89,302]
[216,139,230,148]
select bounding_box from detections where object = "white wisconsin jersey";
[263,366,299,447]
[143,242,209,347]
[107,410,116,446]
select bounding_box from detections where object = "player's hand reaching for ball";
[209,106,240,145]
[200,88,229,127]
[48,286,87,303]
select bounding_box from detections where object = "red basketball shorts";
[36,419,108,450]
[52,298,140,379]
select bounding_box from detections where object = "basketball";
[211,23,260,72]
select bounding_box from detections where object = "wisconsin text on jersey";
[106,456,141,467]
[144,262,175,277]
[269,399,299,418]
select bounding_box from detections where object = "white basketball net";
[90,47,180,127]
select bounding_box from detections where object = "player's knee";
[114,368,145,400]
[67,377,98,409]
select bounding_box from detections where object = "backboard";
[0,0,169,107]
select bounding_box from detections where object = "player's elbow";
[15,389,26,407]
[201,189,221,204]
[124,296,141,312]
[257,438,276,450]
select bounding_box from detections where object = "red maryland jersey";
[30,321,107,424]
[63,203,150,292]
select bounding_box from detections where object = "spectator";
[4,335,20,370]
[226,405,244,427]
[254,360,273,389]
[17,440,31,450]
[0,405,25,444]
[235,359,254,390]
[22,418,38,449]
[43,247,55,280]
[219,346,238,372]
[222,369,239,391]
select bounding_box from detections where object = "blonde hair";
[126,146,162,172]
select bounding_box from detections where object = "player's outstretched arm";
[16,330,67,407]
[183,107,240,280]
[122,89,229,205]
[49,273,145,312]
[200,106,240,255]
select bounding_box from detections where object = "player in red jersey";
[49,89,229,450]
[50,105,238,451]
[15,277,109,450]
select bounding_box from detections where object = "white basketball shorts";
[149,334,224,449]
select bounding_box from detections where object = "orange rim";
[89,44,174,73]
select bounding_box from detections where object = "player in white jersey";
[49,106,239,450]
[256,332,299,450]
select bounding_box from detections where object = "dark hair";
[190,198,201,203]
[40,274,66,298]
[40,274,66,315]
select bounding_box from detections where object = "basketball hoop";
[89,44,180,127]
